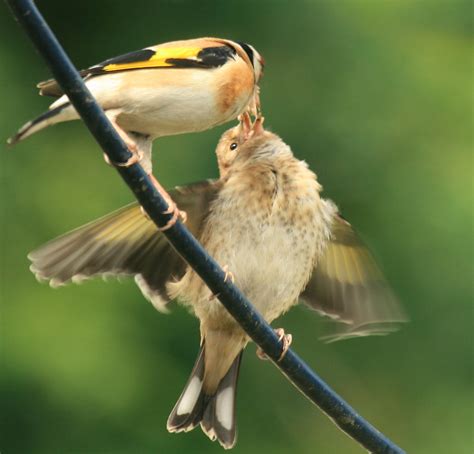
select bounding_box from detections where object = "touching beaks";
[237,113,264,140]
[250,116,265,137]
[238,112,253,139]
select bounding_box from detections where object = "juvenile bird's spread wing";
[37,42,237,97]
[28,180,220,311]
[301,215,407,341]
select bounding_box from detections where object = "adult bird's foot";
[137,175,186,230]
[146,174,186,231]
[103,146,143,168]
[163,204,187,224]
[158,205,180,231]
[158,201,188,232]
[256,328,293,362]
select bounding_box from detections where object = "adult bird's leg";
[148,174,187,231]
[102,114,186,230]
[102,113,143,167]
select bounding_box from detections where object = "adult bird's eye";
[229,142,238,151]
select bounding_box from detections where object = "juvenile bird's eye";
[229,142,238,151]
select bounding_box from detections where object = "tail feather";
[8,102,74,145]
[167,344,243,449]
[201,352,242,449]
[167,346,207,433]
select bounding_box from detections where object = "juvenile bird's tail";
[167,343,243,450]
[8,102,75,145]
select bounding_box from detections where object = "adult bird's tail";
[167,343,243,450]
[7,101,75,145]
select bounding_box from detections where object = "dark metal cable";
[6,1,405,452]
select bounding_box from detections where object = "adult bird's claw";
[158,205,180,231]
[103,148,143,168]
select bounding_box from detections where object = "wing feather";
[28,180,220,311]
[38,43,236,97]
[301,215,407,341]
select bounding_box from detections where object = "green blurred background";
[1,1,472,453]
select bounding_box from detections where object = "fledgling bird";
[8,37,264,227]
[28,119,406,449]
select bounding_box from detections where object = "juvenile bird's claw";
[256,328,293,362]
[207,265,234,301]
[222,265,235,284]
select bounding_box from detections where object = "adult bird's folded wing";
[37,41,237,97]
[301,214,407,341]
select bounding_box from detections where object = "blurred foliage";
[0,0,472,453]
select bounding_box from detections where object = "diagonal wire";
[5,1,405,453]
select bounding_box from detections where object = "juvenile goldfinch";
[8,37,264,226]
[28,119,406,449]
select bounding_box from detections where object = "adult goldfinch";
[8,37,264,226]
[28,119,406,449]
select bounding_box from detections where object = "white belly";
[83,69,252,137]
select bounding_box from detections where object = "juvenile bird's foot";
[207,265,235,301]
[222,265,235,284]
[256,328,293,362]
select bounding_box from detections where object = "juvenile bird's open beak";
[250,116,265,137]
[238,112,253,139]
[237,113,264,141]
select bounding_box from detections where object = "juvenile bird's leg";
[256,328,293,362]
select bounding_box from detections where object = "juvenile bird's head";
[215,115,289,179]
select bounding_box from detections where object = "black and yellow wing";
[28,180,220,311]
[301,215,407,341]
[38,42,237,97]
